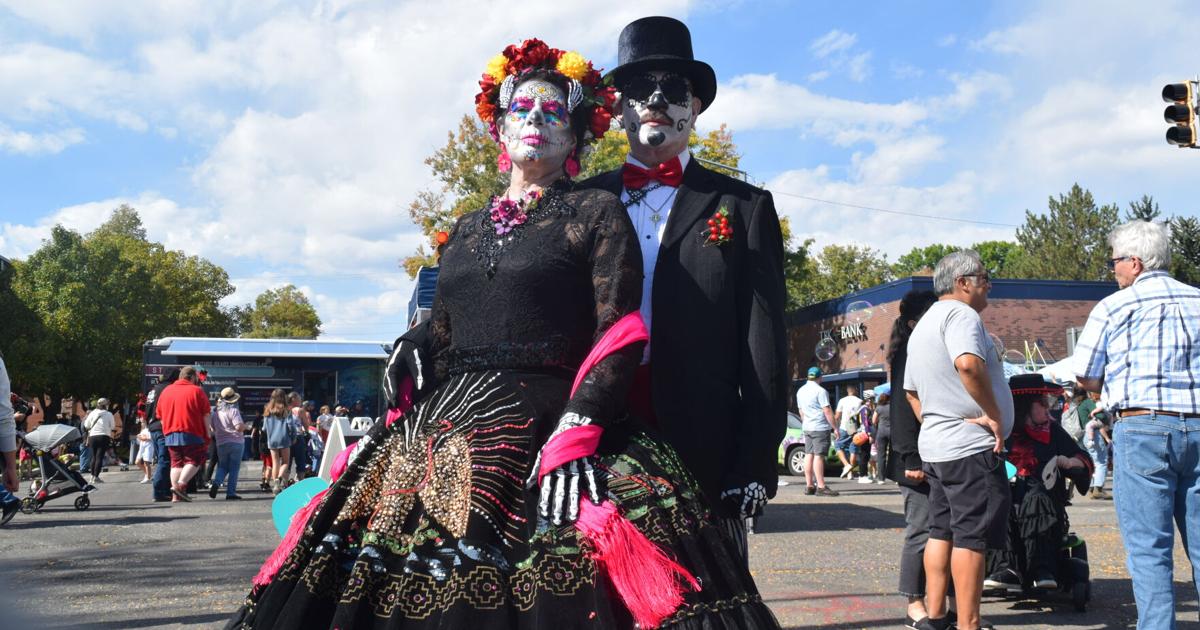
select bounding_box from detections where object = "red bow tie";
[622,157,683,190]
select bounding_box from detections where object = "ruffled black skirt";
[228,370,778,629]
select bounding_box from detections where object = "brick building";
[787,276,1118,399]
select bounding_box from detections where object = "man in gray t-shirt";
[794,367,838,496]
[906,301,1013,461]
[902,251,1012,630]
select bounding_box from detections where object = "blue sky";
[1,0,1198,341]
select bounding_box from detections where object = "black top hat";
[1008,373,1064,397]
[607,16,717,113]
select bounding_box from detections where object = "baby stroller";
[19,424,95,514]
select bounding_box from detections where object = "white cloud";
[807,70,830,83]
[810,29,857,58]
[0,124,85,155]
[846,52,871,83]
[937,34,957,47]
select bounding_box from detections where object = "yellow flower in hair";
[485,54,508,82]
[556,51,589,81]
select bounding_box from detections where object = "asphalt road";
[1,464,1197,629]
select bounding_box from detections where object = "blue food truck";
[141,337,390,418]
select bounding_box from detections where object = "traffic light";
[1163,81,1197,148]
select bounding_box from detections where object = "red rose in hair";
[590,107,612,138]
[517,38,551,67]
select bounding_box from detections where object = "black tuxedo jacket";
[582,159,789,515]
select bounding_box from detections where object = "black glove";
[720,482,769,519]
[526,413,603,525]
[383,337,429,410]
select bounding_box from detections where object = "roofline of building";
[787,276,1118,326]
[147,336,387,345]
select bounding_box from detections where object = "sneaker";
[1,500,19,526]
[153,496,172,503]
[858,476,875,484]
[805,486,816,495]
[984,568,1023,593]
[1091,487,1110,500]
[839,468,851,479]
[208,483,219,499]
[1032,570,1058,590]
[815,486,840,497]
[914,616,952,630]
[139,476,150,484]
[226,494,243,501]
[272,479,282,495]
[874,478,886,485]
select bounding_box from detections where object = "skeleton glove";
[720,481,769,519]
[526,413,603,525]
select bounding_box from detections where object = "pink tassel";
[576,500,699,628]
[497,146,511,172]
[565,153,580,178]
[253,489,326,587]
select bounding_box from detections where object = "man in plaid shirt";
[1072,220,1200,630]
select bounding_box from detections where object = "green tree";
[972,240,1023,278]
[1126,194,1162,223]
[578,129,630,179]
[793,244,893,307]
[892,244,961,276]
[1010,184,1120,281]
[1170,216,1200,286]
[242,284,322,339]
[4,207,237,411]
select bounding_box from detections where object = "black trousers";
[87,435,111,479]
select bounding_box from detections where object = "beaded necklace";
[473,181,573,278]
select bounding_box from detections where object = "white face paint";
[620,70,698,160]
[499,78,575,168]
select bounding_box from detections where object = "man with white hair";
[1072,220,1200,629]
[904,250,1013,630]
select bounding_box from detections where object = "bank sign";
[832,323,867,343]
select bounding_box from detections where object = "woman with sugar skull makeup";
[231,38,779,630]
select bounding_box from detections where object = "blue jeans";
[1087,438,1109,489]
[1113,413,1200,630]
[78,442,92,475]
[212,441,244,497]
[150,429,171,500]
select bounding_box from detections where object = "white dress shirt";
[621,150,690,364]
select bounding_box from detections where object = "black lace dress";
[229,182,778,629]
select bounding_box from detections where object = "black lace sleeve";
[429,215,470,381]
[561,191,644,426]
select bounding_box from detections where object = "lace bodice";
[428,181,643,425]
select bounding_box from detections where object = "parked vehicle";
[777,412,805,476]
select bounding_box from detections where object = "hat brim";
[1011,385,1064,397]
[606,57,717,113]
[221,394,241,403]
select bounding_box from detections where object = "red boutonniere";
[702,206,732,246]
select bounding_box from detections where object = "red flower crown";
[475,38,616,143]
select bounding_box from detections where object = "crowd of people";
[790,221,1197,630]
[1,13,1199,630]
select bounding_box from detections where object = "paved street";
[1,464,1197,629]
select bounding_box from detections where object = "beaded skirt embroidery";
[228,371,779,629]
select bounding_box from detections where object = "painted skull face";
[619,70,697,155]
[500,78,575,167]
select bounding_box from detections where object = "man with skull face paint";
[583,16,788,562]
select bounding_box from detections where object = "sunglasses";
[621,73,692,107]
[1106,256,1131,270]
[959,273,992,285]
